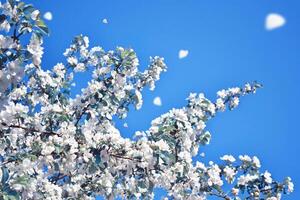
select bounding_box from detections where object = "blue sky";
[31,0,299,199]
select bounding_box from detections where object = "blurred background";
[33,0,299,199]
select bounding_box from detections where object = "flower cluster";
[0,0,48,109]
[0,0,294,199]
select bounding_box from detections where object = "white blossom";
[67,56,78,66]
[285,177,294,193]
[207,164,223,186]
[27,35,44,66]
[252,156,261,168]
[264,171,273,184]
[223,166,236,183]
[238,174,259,186]
[239,155,252,162]
[0,20,10,32]
[154,139,170,152]
[220,155,236,163]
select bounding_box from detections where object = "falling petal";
[43,12,53,21]
[178,50,189,59]
[102,18,108,24]
[265,13,286,31]
[153,96,162,106]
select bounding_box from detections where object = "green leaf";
[31,141,42,154]
[88,162,98,174]
[8,0,15,8]
[35,19,49,35]
[160,151,170,164]
[17,2,25,10]
[58,114,70,122]
[53,162,60,171]
[138,181,147,189]
[14,175,29,186]
[22,4,35,14]
[199,131,211,145]
[3,193,20,200]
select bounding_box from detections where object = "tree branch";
[74,103,90,126]
[1,122,57,136]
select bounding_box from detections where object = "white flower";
[195,161,206,171]
[239,155,252,162]
[238,174,258,186]
[220,155,236,163]
[229,87,241,95]
[135,90,143,110]
[285,177,294,193]
[53,63,65,77]
[0,35,15,49]
[244,83,252,92]
[223,166,236,183]
[154,139,170,152]
[51,104,63,112]
[266,197,278,200]
[217,89,227,98]
[0,20,10,32]
[230,96,239,108]
[74,63,85,72]
[216,98,225,111]
[27,35,43,66]
[41,144,55,155]
[134,131,146,138]
[83,36,89,47]
[288,181,294,193]
[10,85,27,100]
[83,151,93,162]
[263,171,273,184]
[207,164,223,186]
[67,56,78,66]
[252,156,261,168]
[178,151,192,163]
[22,158,31,167]
[170,108,188,122]
[102,55,110,62]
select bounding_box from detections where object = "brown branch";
[110,153,136,161]
[0,158,17,167]
[245,186,279,199]
[1,122,57,136]
[209,192,230,200]
[49,173,69,184]
[74,103,90,126]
